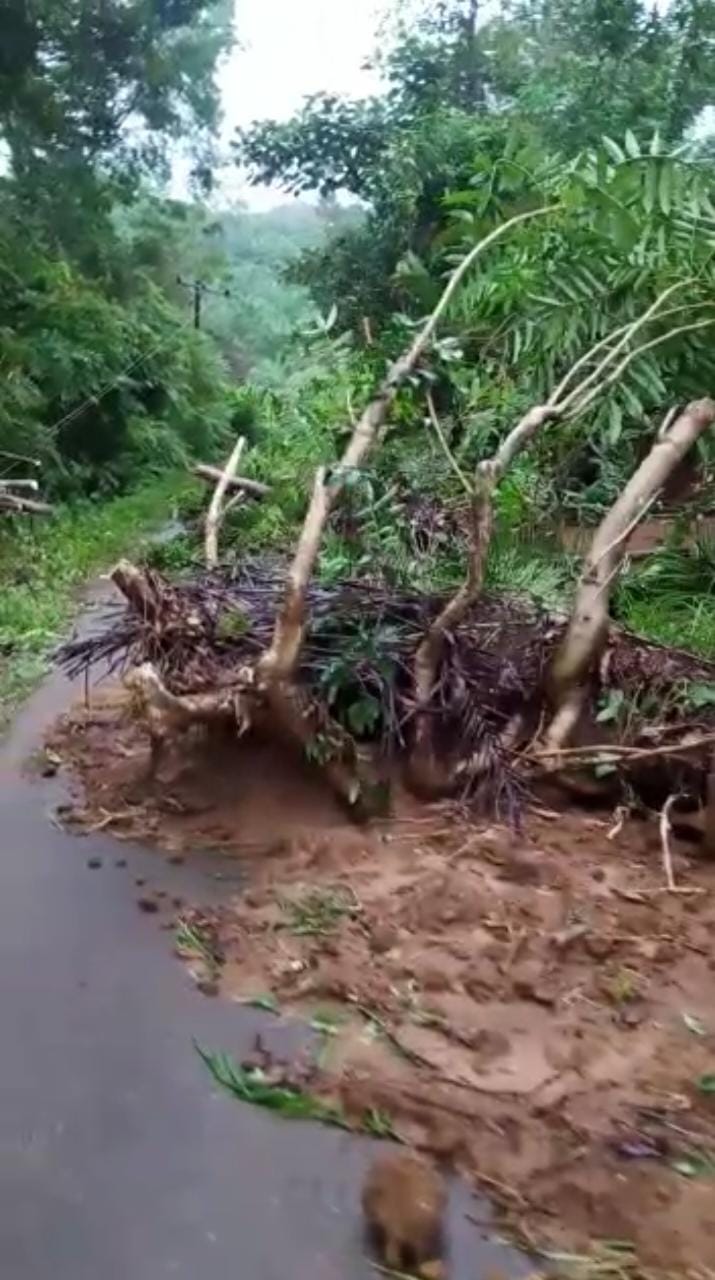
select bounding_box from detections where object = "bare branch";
[546,398,715,751]
[490,403,560,477]
[425,390,473,496]
[555,280,691,412]
[0,493,52,515]
[565,318,715,419]
[204,436,246,570]
[411,479,495,791]
[260,203,558,683]
[660,794,678,892]
[193,464,269,498]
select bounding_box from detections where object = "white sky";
[213,0,385,209]
[199,0,697,211]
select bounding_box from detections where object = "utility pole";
[176,277,231,330]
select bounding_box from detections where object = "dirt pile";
[50,690,715,1277]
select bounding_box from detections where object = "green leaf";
[643,159,659,215]
[602,136,626,164]
[672,1153,715,1178]
[685,683,715,710]
[696,1073,715,1094]
[611,207,639,251]
[658,163,673,217]
[607,400,623,446]
[239,993,281,1013]
[346,694,380,735]
[194,1041,350,1127]
[624,130,640,160]
[596,689,624,723]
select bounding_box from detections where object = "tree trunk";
[547,398,715,751]
[409,402,559,792]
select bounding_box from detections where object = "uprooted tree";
[58,197,715,838]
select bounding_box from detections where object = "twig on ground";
[660,794,678,892]
[607,806,628,841]
[529,733,715,764]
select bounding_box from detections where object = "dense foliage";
[229,0,715,656]
[235,0,715,508]
[1,0,715,661]
[0,0,328,500]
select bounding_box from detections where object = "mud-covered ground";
[49,689,715,1277]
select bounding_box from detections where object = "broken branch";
[261,203,558,684]
[204,436,246,570]
[193,463,270,499]
[547,398,715,751]
[660,794,678,892]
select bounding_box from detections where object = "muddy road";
[0,622,530,1278]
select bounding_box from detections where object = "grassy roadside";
[0,473,191,729]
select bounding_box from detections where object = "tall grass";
[0,473,191,726]
[614,534,715,657]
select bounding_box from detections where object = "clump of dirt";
[49,691,715,1276]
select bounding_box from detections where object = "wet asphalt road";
[0,638,533,1279]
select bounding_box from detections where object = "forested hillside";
[10,6,715,1271]
[0,0,328,712]
[2,0,715,717]
[228,0,715,652]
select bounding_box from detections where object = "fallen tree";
[54,220,715,826]
[0,467,52,516]
[546,398,715,752]
[58,554,715,825]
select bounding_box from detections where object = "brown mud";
[49,689,715,1277]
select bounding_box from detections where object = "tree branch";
[546,398,715,751]
[193,464,270,499]
[260,203,558,683]
[204,436,246,570]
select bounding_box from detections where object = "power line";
[46,323,189,439]
[176,276,231,330]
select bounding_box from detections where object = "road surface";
[0,627,532,1279]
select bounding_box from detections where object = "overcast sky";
[211,0,384,208]
[206,0,685,210]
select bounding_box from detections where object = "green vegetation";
[2,0,715,731]
[231,0,715,657]
[195,1041,398,1139]
[0,474,188,725]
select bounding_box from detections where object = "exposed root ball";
[362,1150,447,1278]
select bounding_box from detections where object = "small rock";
[512,959,556,1005]
[243,888,266,909]
[370,922,398,954]
[196,978,220,998]
[511,959,542,997]
[463,959,501,999]
[135,877,146,887]
[114,858,127,868]
[502,850,545,885]
[168,854,185,866]
[136,897,159,914]
[172,897,184,909]
[41,762,58,778]
[585,935,615,960]
[87,857,102,870]
[418,965,450,993]
[618,1003,645,1029]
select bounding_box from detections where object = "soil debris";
[362,1150,447,1279]
[49,691,715,1275]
